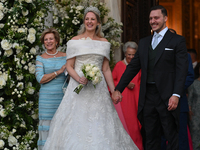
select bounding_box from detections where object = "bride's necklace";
[45,50,58,58]
[124,58,128,65]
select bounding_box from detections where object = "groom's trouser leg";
[143,84,179,150]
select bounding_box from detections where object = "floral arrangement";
[74,64,102,94]
[0,0,52,149]
[52,0,123,66]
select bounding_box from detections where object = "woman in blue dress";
[35,28,67,150]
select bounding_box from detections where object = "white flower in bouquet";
[1,73,8,81]
[16,74,24,80]
[12,43,19,49]
[27,87,34,95]
[4,49,13,57]
[0,139,5,149]
[30,47,37,55]
[54,17,59,24]
[8,135,18,147]
[21,60,26,65]
[29,65,35,74]
[24,65,28,70]
[25,0,32,3]
[0,10,4,20]
[22,9,29,16]
[74,64,102,94]
[88,71,95,78]
[92,76,100,85]
[0,97,4,102]
[76,5,84,10]
[0,23,4,28]
[17,28,26,33]
[17,82,24,90]
[85,65,92,72]
[0,3,3,10]
[27,82,32,87]
[0,109,6,117]
[27,33,36,44]
[31,112,38,120]
[92,66,99,73]
[0,77,6,89]
[28,28,36,34]
[1,39,12,50]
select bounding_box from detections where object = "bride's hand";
[79,77,88,85]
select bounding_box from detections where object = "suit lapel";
[144,36,152,70]
[154,30,173,65]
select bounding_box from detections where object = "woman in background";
[112,41,143,150]
[188,62,200,150]
[35,28,67,150]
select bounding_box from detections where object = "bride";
[43,6,139,150]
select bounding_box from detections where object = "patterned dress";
[188,79,200,150]
[35,56,67,150]
[43,39,139,150]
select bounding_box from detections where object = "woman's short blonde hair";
[40,28,60,48]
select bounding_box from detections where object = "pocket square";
[165,48,174,50]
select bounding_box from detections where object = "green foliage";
[0,0,52,149]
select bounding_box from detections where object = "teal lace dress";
[35,56,67,150]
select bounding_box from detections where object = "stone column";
[104,0,122,62]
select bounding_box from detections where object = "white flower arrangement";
[0,0,52,149]
[74,64,102,94]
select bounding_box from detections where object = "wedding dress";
[43,39,139,150]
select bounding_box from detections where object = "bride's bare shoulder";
[71,35,82,40]
[99,38,108,42]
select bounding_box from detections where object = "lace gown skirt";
[43,55,138,150]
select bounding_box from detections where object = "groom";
[112,5,188,150]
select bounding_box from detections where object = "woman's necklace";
[45,50,58,58]
[124,58,128,65]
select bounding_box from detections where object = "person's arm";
[66,57,88,85]
[102,57,115,93]
[168,36,188,111]
[35,58,66,84]
[40,65,66,84]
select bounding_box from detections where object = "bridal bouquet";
[74,64,102,94]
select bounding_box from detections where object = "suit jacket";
[116,30,188,129]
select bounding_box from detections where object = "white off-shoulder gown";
[43,39,139,150]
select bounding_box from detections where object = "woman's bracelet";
[54,71,57,78]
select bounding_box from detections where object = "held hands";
[127,82,135,90]
[111,90,122,104]
[168,95,179,111]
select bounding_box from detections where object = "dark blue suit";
[179,54,194,150]
[161,53,194,150]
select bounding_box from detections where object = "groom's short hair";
[150,5,168,17]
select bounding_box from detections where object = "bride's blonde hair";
[78,6,104,38]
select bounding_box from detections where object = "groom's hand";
[111,90,122,104]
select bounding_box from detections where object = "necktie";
[152,34,160,49]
